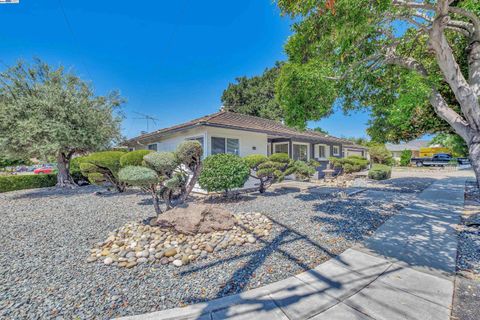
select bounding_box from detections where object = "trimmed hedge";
[329,156,369,173]
[119,150,152,167]
[0,174,57,193]
[368,164,392,180]
[199,154,250,194]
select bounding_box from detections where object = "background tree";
[313,127,329,134]
[368,144,394,165]
[0,59,123,187]
[430,133,468,157]
[400,149,413,166]
[221,62,285,121]
[275,0,480,184]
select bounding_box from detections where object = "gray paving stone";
[267,276,338,319]
[310,303,375,320]
[376,264,454,307]
[211,296,289,320]
[344,281,451,320]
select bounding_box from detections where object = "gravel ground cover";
[0,178,424,319]
[452,180,480,320]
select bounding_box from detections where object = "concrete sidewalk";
[121,177,466,320]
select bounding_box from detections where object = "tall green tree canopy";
[275,0,480,183]
[0,59,124,186]
[221,62,285,121]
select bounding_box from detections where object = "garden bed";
[0,179,419,319]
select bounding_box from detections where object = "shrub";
[0,174,56,193]
[118,141,203,215]
[368,164,392,180]
[244,153,296,193]
[199,153,250,196]
[399,149,412,166]
[119,150,152,167]
[293,160,316,180]
[369,145,394,165]
[69,156,89,183]
[329,156,369,173]
[80,151,126,192]
[144,152,178,176]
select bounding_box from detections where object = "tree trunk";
[56,152,76,188]
[468,137,480,187]
[179,163,202,203]
[150,186,162,215]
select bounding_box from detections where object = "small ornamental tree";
[329,156,369,173]
[79,151,126,192]
[400,150,412,167]
[368,145,394,165]
[118,141,202,215]
[199,153,250,196]
[244,153,296,193]
[0,59,123,187]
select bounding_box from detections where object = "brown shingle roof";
[126,111,352,145]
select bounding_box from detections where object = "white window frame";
[332,145,340,156]
[292,142,310,161]
[272,142,289,156]
[211,136,240,156]
[315,144,329,160]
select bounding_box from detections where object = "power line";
[57,0,93,80]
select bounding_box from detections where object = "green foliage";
[79,151,126,191]
[293,160,316,180]
[268,152,291,164]
[368,145,394,165]
[276,59,336,129]
[244,154,269,169]
[430,133,468,157]
[143,152,179,176]
[175,140,203,169]
[329,156,369,173]
[119,150,152,167]
[118,166,158,187]
[368,164,392,180]
[69,156,88,182]
[0,155,31,169]
[244,153,296,192]
[199,154,250,195]
[399,150,412,167]
[222,62,285,121]
[0,59,124,185]
[0,174,56,193]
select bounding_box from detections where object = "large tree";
[275,0,480,184]
[222,62,285,121]
[0,59,124,187]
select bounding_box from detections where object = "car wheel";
[416,161,423,167]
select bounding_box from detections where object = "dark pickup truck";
[411,153,470,167]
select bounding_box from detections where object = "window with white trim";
[147,143,157,151]
[332,145,340,156]
[318,145,326,158]
[293,144,308,161]
[273,143,289,154]
[211,137,239,155]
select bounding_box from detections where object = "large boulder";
[154,204,236,234]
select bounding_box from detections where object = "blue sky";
[0,0,370,139]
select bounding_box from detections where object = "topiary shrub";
[118,140,203,215]
[243,153,298,193]
[79,151,126,192]
[0,174,56,193]
[329,156,369,174]
[368,164,392,180]
[119,150,152,167]
[199,153,250,196]
[293,160,316,181]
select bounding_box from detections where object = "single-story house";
[124,111,368,181]
[386,140,431,160]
